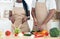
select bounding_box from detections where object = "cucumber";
[24,34,31,36]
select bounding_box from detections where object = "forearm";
[31,8,36,20]
[9,11,15,23]
[42,9,56,24]
[9,11,12,20]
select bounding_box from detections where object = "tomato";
[22,32,24,34]
[5,31,11,36]
[15,33,18,36]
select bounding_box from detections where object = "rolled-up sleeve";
[32,0,36,8]
[47,0,56,10]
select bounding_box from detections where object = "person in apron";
[9,0,30,32]
[31,0,56,31]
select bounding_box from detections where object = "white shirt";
[56,0,60,11]
[32,0,56,10]
[15,2,23,7]
[14,0,23,7]
[15,2,30,10]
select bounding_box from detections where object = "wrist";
[42,21,47,25]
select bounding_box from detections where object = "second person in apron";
[31,0,56,31]
[9,0,30,32]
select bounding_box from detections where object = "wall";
[55,0,60,11]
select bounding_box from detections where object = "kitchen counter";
[0,36,60,39]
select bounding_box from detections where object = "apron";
[33,0,48,31]
[12,7,30,32]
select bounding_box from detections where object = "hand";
[22,16,28,23]
[34,18,38,26]
[9,16,15,23]
[38,24,46,31]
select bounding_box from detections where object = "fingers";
[38,26,44,31]
[22,16,27,23]
[34,19,38,26]
[38,24,47,31]
[9,16,15,23]
[34,21,38,26]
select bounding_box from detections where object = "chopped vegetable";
[14,28,20,34]
[41,30,49,36]
[35,33,44,38]
[30,30,49,38]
